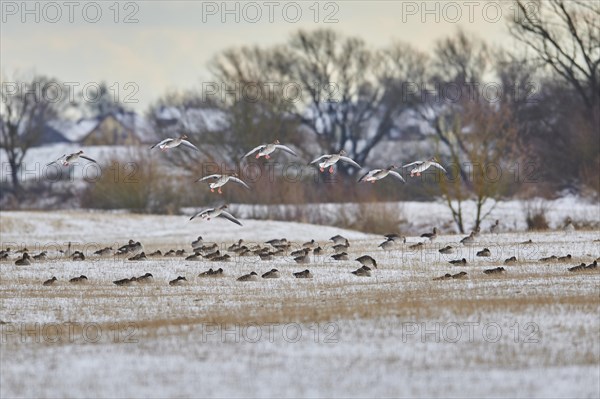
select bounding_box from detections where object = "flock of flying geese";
[3,216,597,287]
[47,136,447,226]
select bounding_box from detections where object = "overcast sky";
[2,1,520,112]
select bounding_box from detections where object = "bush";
[80,153,185,214]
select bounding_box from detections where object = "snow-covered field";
[1,208,599,398]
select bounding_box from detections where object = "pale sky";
[1,1,520,112]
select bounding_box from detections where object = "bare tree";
[0,75,68,196]
[211,29,427,175]
[507,0,599,121]
[507,0,600,193]
[417,30,519,232]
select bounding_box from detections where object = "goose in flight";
[47,151,97,167]
[150,135,199,152]
[243,140,297,159]
[309,150,361,174]
[358,165,406,183]
[189,204,242,226]
[196,173,251,194]
[403,157,447,177]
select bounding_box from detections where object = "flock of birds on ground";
[46,136,448,225]
[3,216,598,287]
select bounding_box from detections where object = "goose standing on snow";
[358,165,406,184]
[309,150,361,174]
[403,157,446,177]
[196,173,251,194]
[490,219,500,234]
[243,140,297,160]
[47,151,98,167]
[189,205,242,226]
[150,135,199,152]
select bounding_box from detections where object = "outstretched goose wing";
[274,144,298,157]
[80,155,98,164]
[243,144,266,158]
[181,140,200,152]
[388,170,406,183]
[150,138,172,149]
[196,174,221,182]
[229,176,251,190]
[339,156,361,169]
[219,211,243,226]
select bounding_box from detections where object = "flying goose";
[196,173,251,194]
[358,165,406,184]
[309,150,361,174]
[403,157,447,177]
[150,135,199,152]
[47,151,98,167]
[243,140,297,159]
[189,205,242,226]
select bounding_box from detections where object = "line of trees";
[2,1,598,231]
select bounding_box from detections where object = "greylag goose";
[243,140,297,159]
[438,246,454,254]
[490,219,500,234]
[293,269,313,278]
[358,165,405,183]
[403,157,446,177]
[189,205,242,226]
[197,173,251,194]
[449,258,467,265]
[150,135,199,152]
[483,267,505,275]
[331,252,349,261]
[504,256,517,264]
[69,275,88,284]
[43,276,57,286]
[15,253,31,265]
[476,248,491,257]
[330,235,349,246]
[47,151,97,167]
[351,265,372,277]
[309,150,361,174]
[237,271,259,281]
[261,269,280,279]
[169,276,188,286]
[136,273,154,283]
[421,227,438,240]
[356,255,377,268]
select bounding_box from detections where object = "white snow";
[0,208,598,398]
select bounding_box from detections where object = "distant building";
[37,110,152,146]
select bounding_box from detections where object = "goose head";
[339,150,347,156]
[181,134,188,140]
